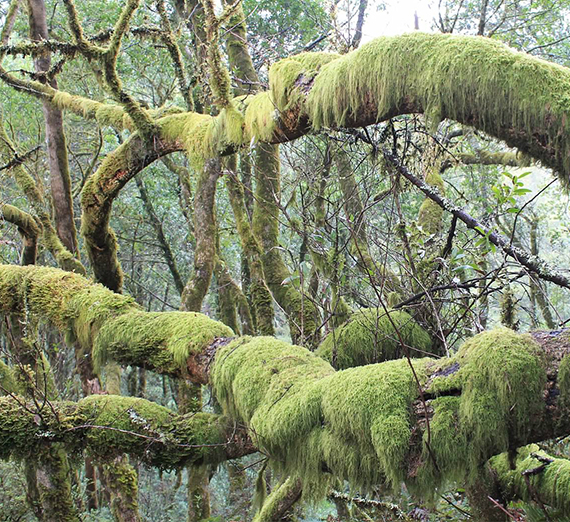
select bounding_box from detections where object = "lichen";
[315,308,433,369]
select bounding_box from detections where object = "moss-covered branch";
[0,121,85,274]
[2,264,570,509]
[0,203,40,265]
[80,133,181,290]
[490,444,570,515]
[0,394,253,468]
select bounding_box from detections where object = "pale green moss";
[305,33,570,179]
[316,308,432,369]
[242,92,278,142]
[94,311,234,373]
[419,328,546,489]
[490,444,570,514]
[212,334,429,493]
[269,52,341,112]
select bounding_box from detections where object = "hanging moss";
[269,52,341,112]
[0,265,233,377]
[418,328,546,490]
[211,334,430,495]
[316,308,433,369]
[304,33,570,180]
[242,92,278,142]
[490,444,570,514]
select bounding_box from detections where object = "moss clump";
[211,334,429,494]
[269,52,341,112]
[94,310,234,373]
[242,92,278,142]
[420,328,546,489]
[0,265,232,377]
[305,33,570,180]
[490,444,570,514]
[77,395,227,469]
[316,308,432,369]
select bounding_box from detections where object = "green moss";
[212,334,429,493]
[94,310,234,373]
[417,169,445,237]
[269,52,341,112]
[305,33,570,180]
[316,308,432,369]
[490,445,570,514]
[559,354,570,417]
[242,92,278,142]
[419,328,546,490]
[0,265,233,378]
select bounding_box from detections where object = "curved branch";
[0,203,40,265]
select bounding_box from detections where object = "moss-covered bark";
[0,393,251,467]
[253,142,319,346]
[80,132,181,291]
[224,156,275,336]
[3,264,570,514]
[180,158,220,312]
[0,203,40,265]
[252,477,302,522]
[489,444,570,518]
[315,308,433,369]
[0,122,84,274]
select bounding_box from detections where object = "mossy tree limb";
[0,121,85,274]
[4,264,570,512]
[0,394,254,467]
[0,203,40,265]
[80,132,181,291]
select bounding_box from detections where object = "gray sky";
[362,0,436,42]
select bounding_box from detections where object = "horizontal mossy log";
[211,329,570,498]
[2,265,570,506]
[0,394,252,468]
[0,265,233,379]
